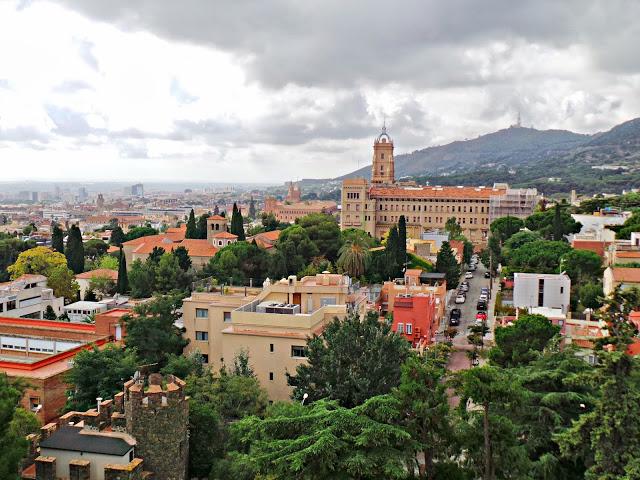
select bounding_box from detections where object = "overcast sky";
[1,1,640,183]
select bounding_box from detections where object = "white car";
[455,295,466,304]
[465,272,473,279]
[479,293,488,302]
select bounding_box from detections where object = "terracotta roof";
[627,341,640,356]
[207,215,227,221]
[213,231,238,239]
[617,251,640,259]
[166,225,187,233]
[123,231,184,248]
[572,240,608,257]
[178,239,218,258]
[76,269,118,280]
[133,237,176,255]
[611,267,640,283]
[107,245,120,254]
[258,230,281,241]
[370,185,506,199]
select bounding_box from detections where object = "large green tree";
[51,223,64,254]
[292,312,410,408]
[185,209,198,239]
[0,234,36,282]
[489,314,560,368]
[128,258,156,298]
[560,249,603,286]
[84,238,108,261]
[525,207,581,240]
[296,213,342,262]
[0,375,40,480]
[8,246,78,299]
[230,203,246,241]
[65,224,85,274]
[274,225,319,276]
[65,345,138,412]
[436,241,460,289]
[205,241,271,285]
[217,396,412,480]
[196,213,210,240]
[337,235,370,278]
[505,240,572,273]
[124,226,158,242]
[445,216,463,239]
[109,226,126,246]
[123,294,189,368]
[116,247,128,294]
[154,252,190,292]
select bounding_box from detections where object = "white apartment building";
[0,274,63,319]
[513,272,571,315]
[63,301,109,322]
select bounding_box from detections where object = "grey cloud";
[55,0,640,88]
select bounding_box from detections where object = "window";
[381,153,385,159]
[223,311,232,322]
[195,308,208,318]
[201,354,209,364]
[6,300,16,311]
[195,331,209,341]
[406,323,413,334]
[291,346,306,358]
[29,397,40,410]
[130,451,134,462]
[560,286,564,294]
[269,372,274,381]
[269,343,274,353]
[397,323,404,334]
[538,279,545,307]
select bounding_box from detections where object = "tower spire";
[382,115,387,134]
[516,110,521,128]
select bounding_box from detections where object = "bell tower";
[371,123,394,185]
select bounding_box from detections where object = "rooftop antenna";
[382,115,387,134]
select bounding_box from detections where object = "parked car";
[476,311,487,321]
[469,264,477,271]
[484,271,491,278]
[459,284,469,292]
[481,288,491,299]
[450,308,462,326]
[465,271,473,279]
[455,295,466,304]
[479,293,488,302]
[477,300,487,311]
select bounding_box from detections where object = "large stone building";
[0,274,64,320]
[22,373,189,480]
[341,127,538,244]
[264,181,338,223]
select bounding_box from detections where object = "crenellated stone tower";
[371,124,395,185]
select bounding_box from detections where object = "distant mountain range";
[333,117,640,195]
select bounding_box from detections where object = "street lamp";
[301,393,309,405]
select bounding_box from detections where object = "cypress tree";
[117,247,129,294]
[196,213,209,239]
[385,227,402,279]
[230,203,246,240]
[436,241,460,289]
[552,203,564,241]
[397,216,407,267]
[51,223,64,254]
[186,209,197,239]
[248,196,256,219]
[65,225,85,274]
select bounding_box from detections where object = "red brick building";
[390,294,438,348]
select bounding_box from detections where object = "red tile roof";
[617,251,640,259]
[572,240,609,257]
[178,239,218,258]
[132,237,177,255]
[370,185,506,199]
[213,231,238,239]
[207,215,227,221]
[76,269,118,280]
[611,267,640,283]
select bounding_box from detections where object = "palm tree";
[337,237,371,278]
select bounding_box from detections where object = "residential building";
[0,317,113,423]
[390,294,438,349]
[340,127,538,244]
[211,230,238,248]
[0,274,63,320]
[76,269,118,300]
[513,272,571,314]
[183,273,361,401]
[21,373,189,480]
[263,181,338,223]
[603,267,640,296]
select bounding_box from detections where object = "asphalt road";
[445,260,497,372]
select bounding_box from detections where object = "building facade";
[0,274,63,320]
[264,181,338,223]
[182,273,363,401]
[513,272,571,314]
[341,128,538,244]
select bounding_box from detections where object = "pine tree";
[196,213,209,239]
[248,196,257,219]
[65,225,85,274]
[51,223,64,254]
[109,226,125,246]
[230,203,246,240]
[397,216,407,267]
[436,241,460,289]
[186,209,198,239]
[43,305,57,320]
[116,247,129,294]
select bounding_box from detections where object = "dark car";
[477,300,488,311]
[484,271,491,278]
[449,308,462,326]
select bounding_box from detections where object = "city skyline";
[1,0,640,183]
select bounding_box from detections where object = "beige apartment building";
[341,128,538,244]
[183,273,361,401]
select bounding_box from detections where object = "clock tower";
[371,124,394,185]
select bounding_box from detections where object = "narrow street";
[443,260,498,372]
